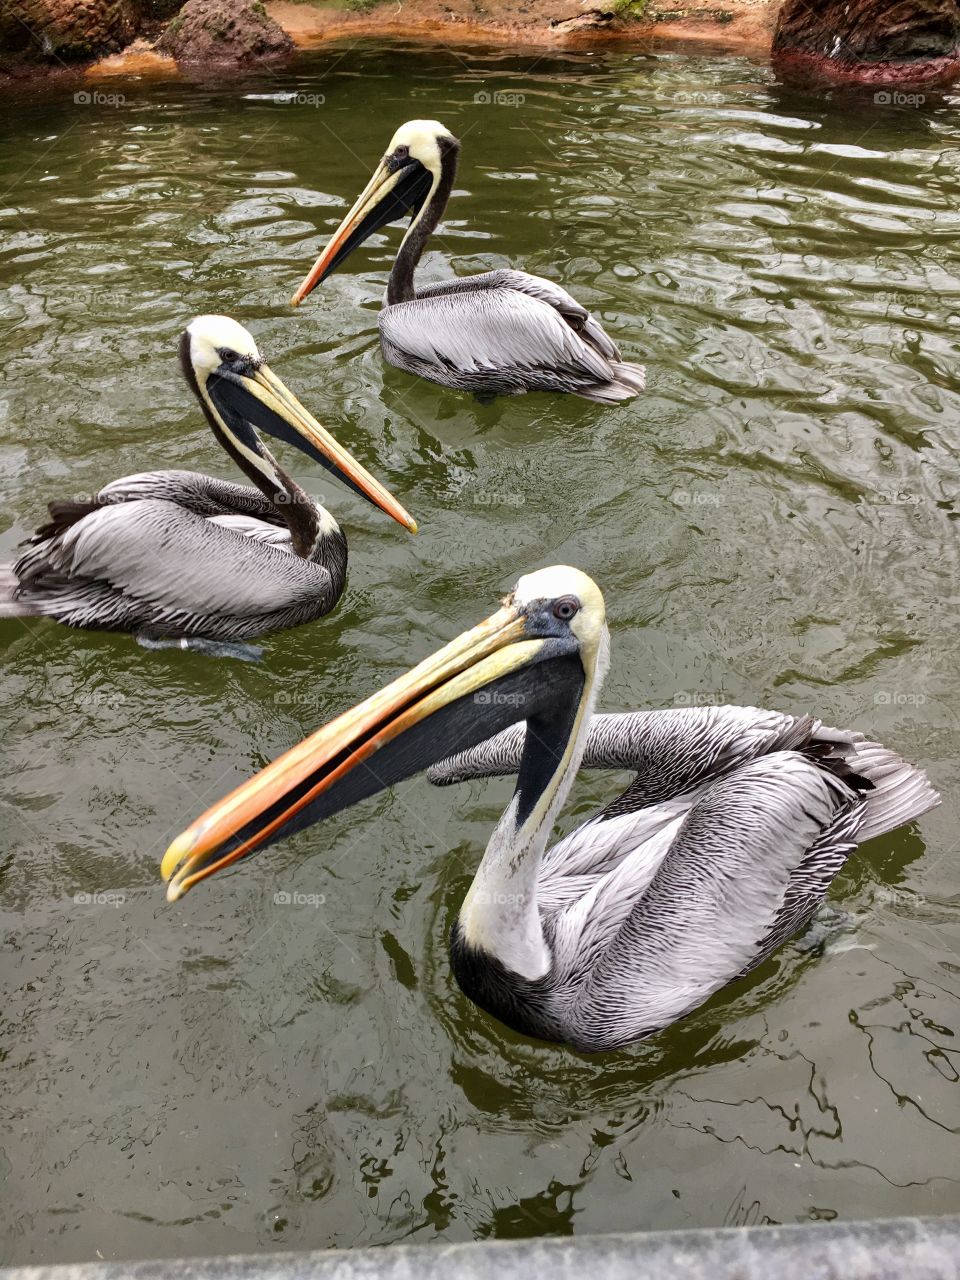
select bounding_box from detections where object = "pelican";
[290,120,646,404]
[161,567,938,1051]
[0,316,416,659]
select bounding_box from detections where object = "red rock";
[772,0,960,85]
[156,0,294,65]
[0,0,142,60]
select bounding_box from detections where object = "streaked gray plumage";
[433,705,938,1051]
[5,470,344,643]
[380,270,646,403]
[1,315,415,650]
[292,121,645,402]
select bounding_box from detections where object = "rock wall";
[772,0,960,67]
[0,0,145,59]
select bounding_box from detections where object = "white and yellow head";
[383,119,457,180]
[177,314,417,536]
[185,315,262,383]
[291,119,460,306]
[510,565,607,664]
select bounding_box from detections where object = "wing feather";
[562,754,865,1050]
[14,499,331,630]
[382,288,614,381]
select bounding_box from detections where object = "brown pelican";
[161,567,937,1050]
[290,121,646,404]
[0,316,416,660]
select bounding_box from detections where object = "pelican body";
[1,317,416,654]
[291,121,646,404]
[162,567,937,1052]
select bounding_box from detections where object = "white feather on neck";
[459,625,610,980]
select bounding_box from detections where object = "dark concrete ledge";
[4,1215,960,1280]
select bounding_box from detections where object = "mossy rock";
[156,0,294,63]
[613,0,650,20]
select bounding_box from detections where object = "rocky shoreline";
[1,0,959,87]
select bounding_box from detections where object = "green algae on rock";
[157,0,294,64]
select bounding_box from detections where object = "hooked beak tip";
[160,831,194,886]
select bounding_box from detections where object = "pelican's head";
[382,118,456,182]
[185,314,263,380]
[290,119,460,305]
[161,566,608,902]
[181,315,416,533]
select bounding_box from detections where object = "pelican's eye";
[387,144,411,172]
[218,348,241,365]
[553,597,580,622]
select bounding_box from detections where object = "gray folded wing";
[428,704,937,845]
[14,477,333,636]
[417,268,623,361]
[382,287,613,383]
[559,753,867,1051]
[427,706,822,796]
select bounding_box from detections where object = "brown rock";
[550,9,615,32]
[0,0,143,60]
[773,0,960,68]
[157,0,294,65]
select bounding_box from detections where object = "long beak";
[211,362,417,533]
[162,602,546,902]
[291,157,433,306]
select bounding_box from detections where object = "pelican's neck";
[216,421,323,560]
[180,335,322,558]
[458,631,610,981]
[387,138,459,306]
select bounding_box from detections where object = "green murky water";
[2,39,959,1266]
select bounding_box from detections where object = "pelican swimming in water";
[0,316,416,659]
[161,567,937,1051]
[290,121,646,404]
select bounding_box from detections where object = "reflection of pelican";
[1,317,416,658]
[291,121,646,404]
[162,567,937,1050]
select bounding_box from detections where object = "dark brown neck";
[241,448,321,560]
[387,137,459,306]
[179,332,321,558]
